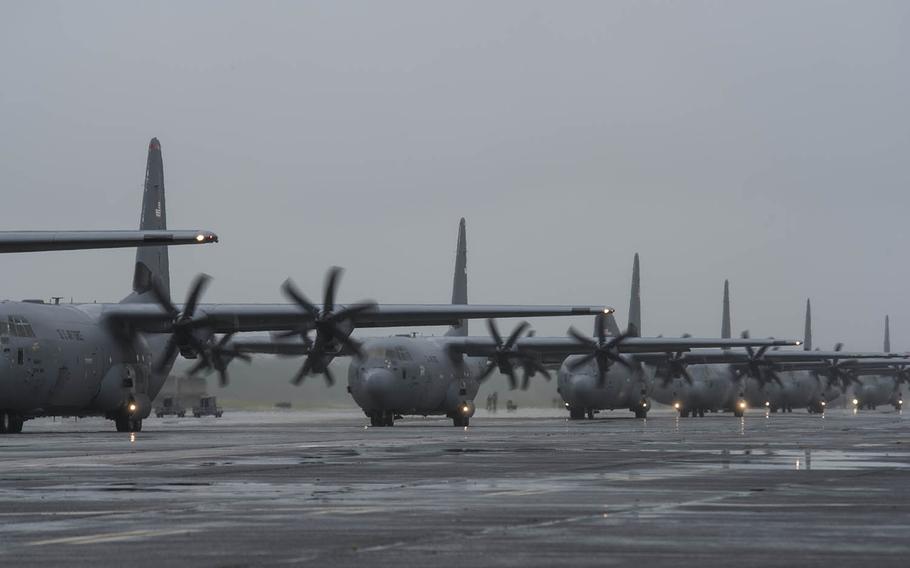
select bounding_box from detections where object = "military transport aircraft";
[839,316,906,411]
[0,139,607,435]
[652,288,907,416]
[230,224,798,426]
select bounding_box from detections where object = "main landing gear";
[369,410,395,427]
[0,411,24,434]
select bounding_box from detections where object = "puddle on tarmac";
[713,449,910,471]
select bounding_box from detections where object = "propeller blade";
[595,313,607,344]
[183,273,212,318]
[323,266,342,312]
[505,321,530,350]
[567,327,596,347]
[281,278,320,318]
[486,319,503,347]
[568,352,597,371]
[149,277,179,317]
[154,335,180,374]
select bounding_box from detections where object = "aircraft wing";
[445,336,799,362]
[0,230,218,253]
[101,304,611,334]
[669,350,905,366]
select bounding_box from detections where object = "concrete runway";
[1,408,908,567]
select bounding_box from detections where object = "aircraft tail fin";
[884,315,890,353]
[123,138,170,304]
[804,299,812,351]
[721,280,731,339]
[626,253,641,336]
[445,218,468,337]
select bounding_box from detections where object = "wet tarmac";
[1,408,908,567]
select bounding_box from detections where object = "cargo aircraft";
[230,223,797,426]
[0,139,606,434]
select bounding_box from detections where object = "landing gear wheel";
[733,408,744,418]
[9,414,23,433]
[633,407,648,419]
[0,412,9,434]
[698,409,705,418]
[678,408,689,418]
[586,410,595,420]
[453,415,470,427]
[568,407,586,420]
[115,417,142,432]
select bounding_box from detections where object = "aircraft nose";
[362,368,397,405]
[569,374,598,398]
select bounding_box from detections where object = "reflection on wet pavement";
[0,408,907,567]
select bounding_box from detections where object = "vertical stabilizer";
[445,218,468,336]
[884,315,891,353]
[804,299,813,351]
[721,280,731,339]
[124,138,170,303]
[627,253,641,336]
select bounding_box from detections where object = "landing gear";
[733,407,744,418]
[677,407,689,418]
[369,410,395,427]
[452,415,470,427]
[697,409,706,418]
[0,412,24,434]
[114,416,142,432]
[568,407,586,420]
[633,406,648,419]
[586,410,595,420]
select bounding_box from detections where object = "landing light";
[462,405,470,414]
[673,402,681,410]
[900,400,904,405]
[852,398,859,406]
[764,401,770,407]
[738,401,747,410]
[195,233,206,242]
[820,401,827,407]
[128,402,138,413]
[642,402,648,408]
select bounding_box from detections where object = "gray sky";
[2,1,909,352]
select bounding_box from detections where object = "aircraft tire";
[633,407,648,419]
[733,408,744,418]
[586,410,595,420]
[697,409,705,418]
[0,412,8,434]
[114,417,129,432]
[10,414,24,433]
[568,407,585,420]
[453,415,469,427]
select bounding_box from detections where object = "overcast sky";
[2,1,909,351]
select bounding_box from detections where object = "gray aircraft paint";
[558,254,651,417]
[849,316,902,410]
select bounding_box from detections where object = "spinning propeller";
[730,331,782,387]
[187,333,252,386]
[477,319,550,390]
[566,313,634,387]
[149,273,215,373]
[279,267,376,386]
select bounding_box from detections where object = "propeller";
[280,267,376,386]
[476,319,549,390]
[149,274,215,373]
[188,333,253,386]
[655,351,693,387]
[730,330,782,388]
[566,313,634,387]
